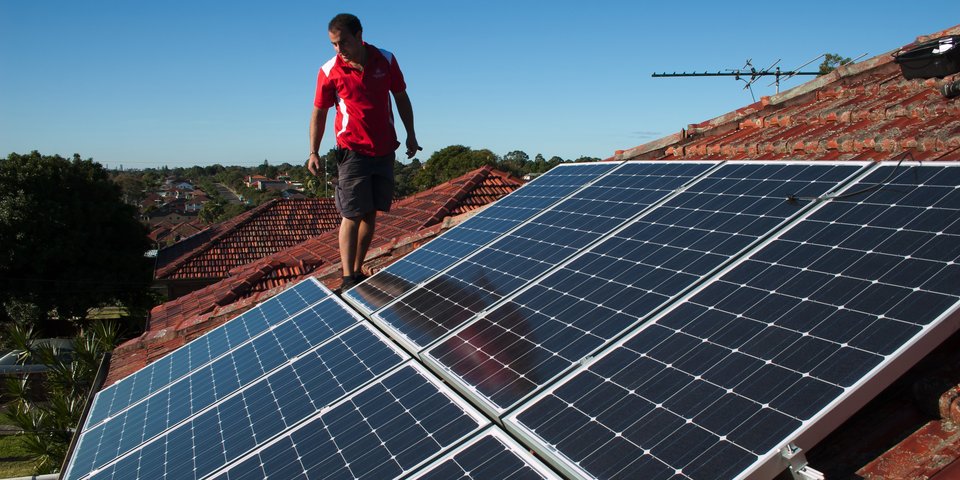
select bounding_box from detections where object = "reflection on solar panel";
[409,427,560,480]
[505,163,960,480]
[426,162,864,414]
[375,162,716,352]
[86,279,329,426]
[346,162,620,313]
[206,363,489,480]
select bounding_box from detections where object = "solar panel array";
[66,161,960,480]
[505,163,960,479]
[425,162,863,414]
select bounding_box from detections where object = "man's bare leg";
[354,211,377,275]
[339,215,360,279]
[339,211,377,279]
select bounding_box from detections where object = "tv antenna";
[652,55,828,102]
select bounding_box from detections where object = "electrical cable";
[786,153,916,204]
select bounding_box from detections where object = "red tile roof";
[154,198,342,280]
[615,26,960,163]
[106,166,522,386]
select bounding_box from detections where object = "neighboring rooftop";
[153,198,342,281]
[616,26,960,163]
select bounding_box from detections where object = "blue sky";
[0,1,953,169]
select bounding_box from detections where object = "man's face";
[329,28,363,64]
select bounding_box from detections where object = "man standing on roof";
[308,13,419,292]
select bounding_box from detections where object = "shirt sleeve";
[388,54,407,94]
[314,66,337,109]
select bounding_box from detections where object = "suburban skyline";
[0,1,953,169]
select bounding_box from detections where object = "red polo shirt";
[314,43,407,157]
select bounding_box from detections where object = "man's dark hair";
[329,13,362,36]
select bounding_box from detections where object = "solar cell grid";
[86,279,328,426]
[375,162,716,352]
[408,427,560,480]
[427,162,864,414]
[206,363,488,480]
[68,296,362,476]
[346,162,620,313]
[506,163,960,480]
[67,323,405,479]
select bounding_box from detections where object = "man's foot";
[338,275,358,294]
[354,272,369,283]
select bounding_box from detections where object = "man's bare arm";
[393,91,419,159]
[308,106,328,175]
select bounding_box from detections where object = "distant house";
[184,194,209,213]
[244,175,270,188]
[141,193,163,209]
[145,201,197,229]
[255,180,289,192]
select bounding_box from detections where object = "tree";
[819,53,853,75]
[5,320,119,474]
[394,158,421,198]
[111,173,145,206]
[499,150,529,177]
[0,152,153,333]
[198,199,226,224]
[413,145,497,190]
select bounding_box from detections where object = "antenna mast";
[652,56,824,100]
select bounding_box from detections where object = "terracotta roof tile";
[618,27,960,163]
[154,198,341,280]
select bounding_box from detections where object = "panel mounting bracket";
[781,444,825,480]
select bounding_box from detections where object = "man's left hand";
[405,137,421,159]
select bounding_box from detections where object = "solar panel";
[65,319,407,479]
[345,162,620,313]
[204,362,489,480]
[86,278,329,426]
[504,162,960,480]
[408,427,561,480]
[67,296,364,478]
[374,162,717,352]
[425,162,866,415]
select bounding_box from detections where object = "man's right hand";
[307,152,320,176]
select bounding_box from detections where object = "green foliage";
[498,150,530,177]
[111,172,145,206]
[413,145,498,190]
[819,53,853,75]
[198,199,226,224]
[394,159,421,198]
[3,321,118,475]
[0,152,153,329]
